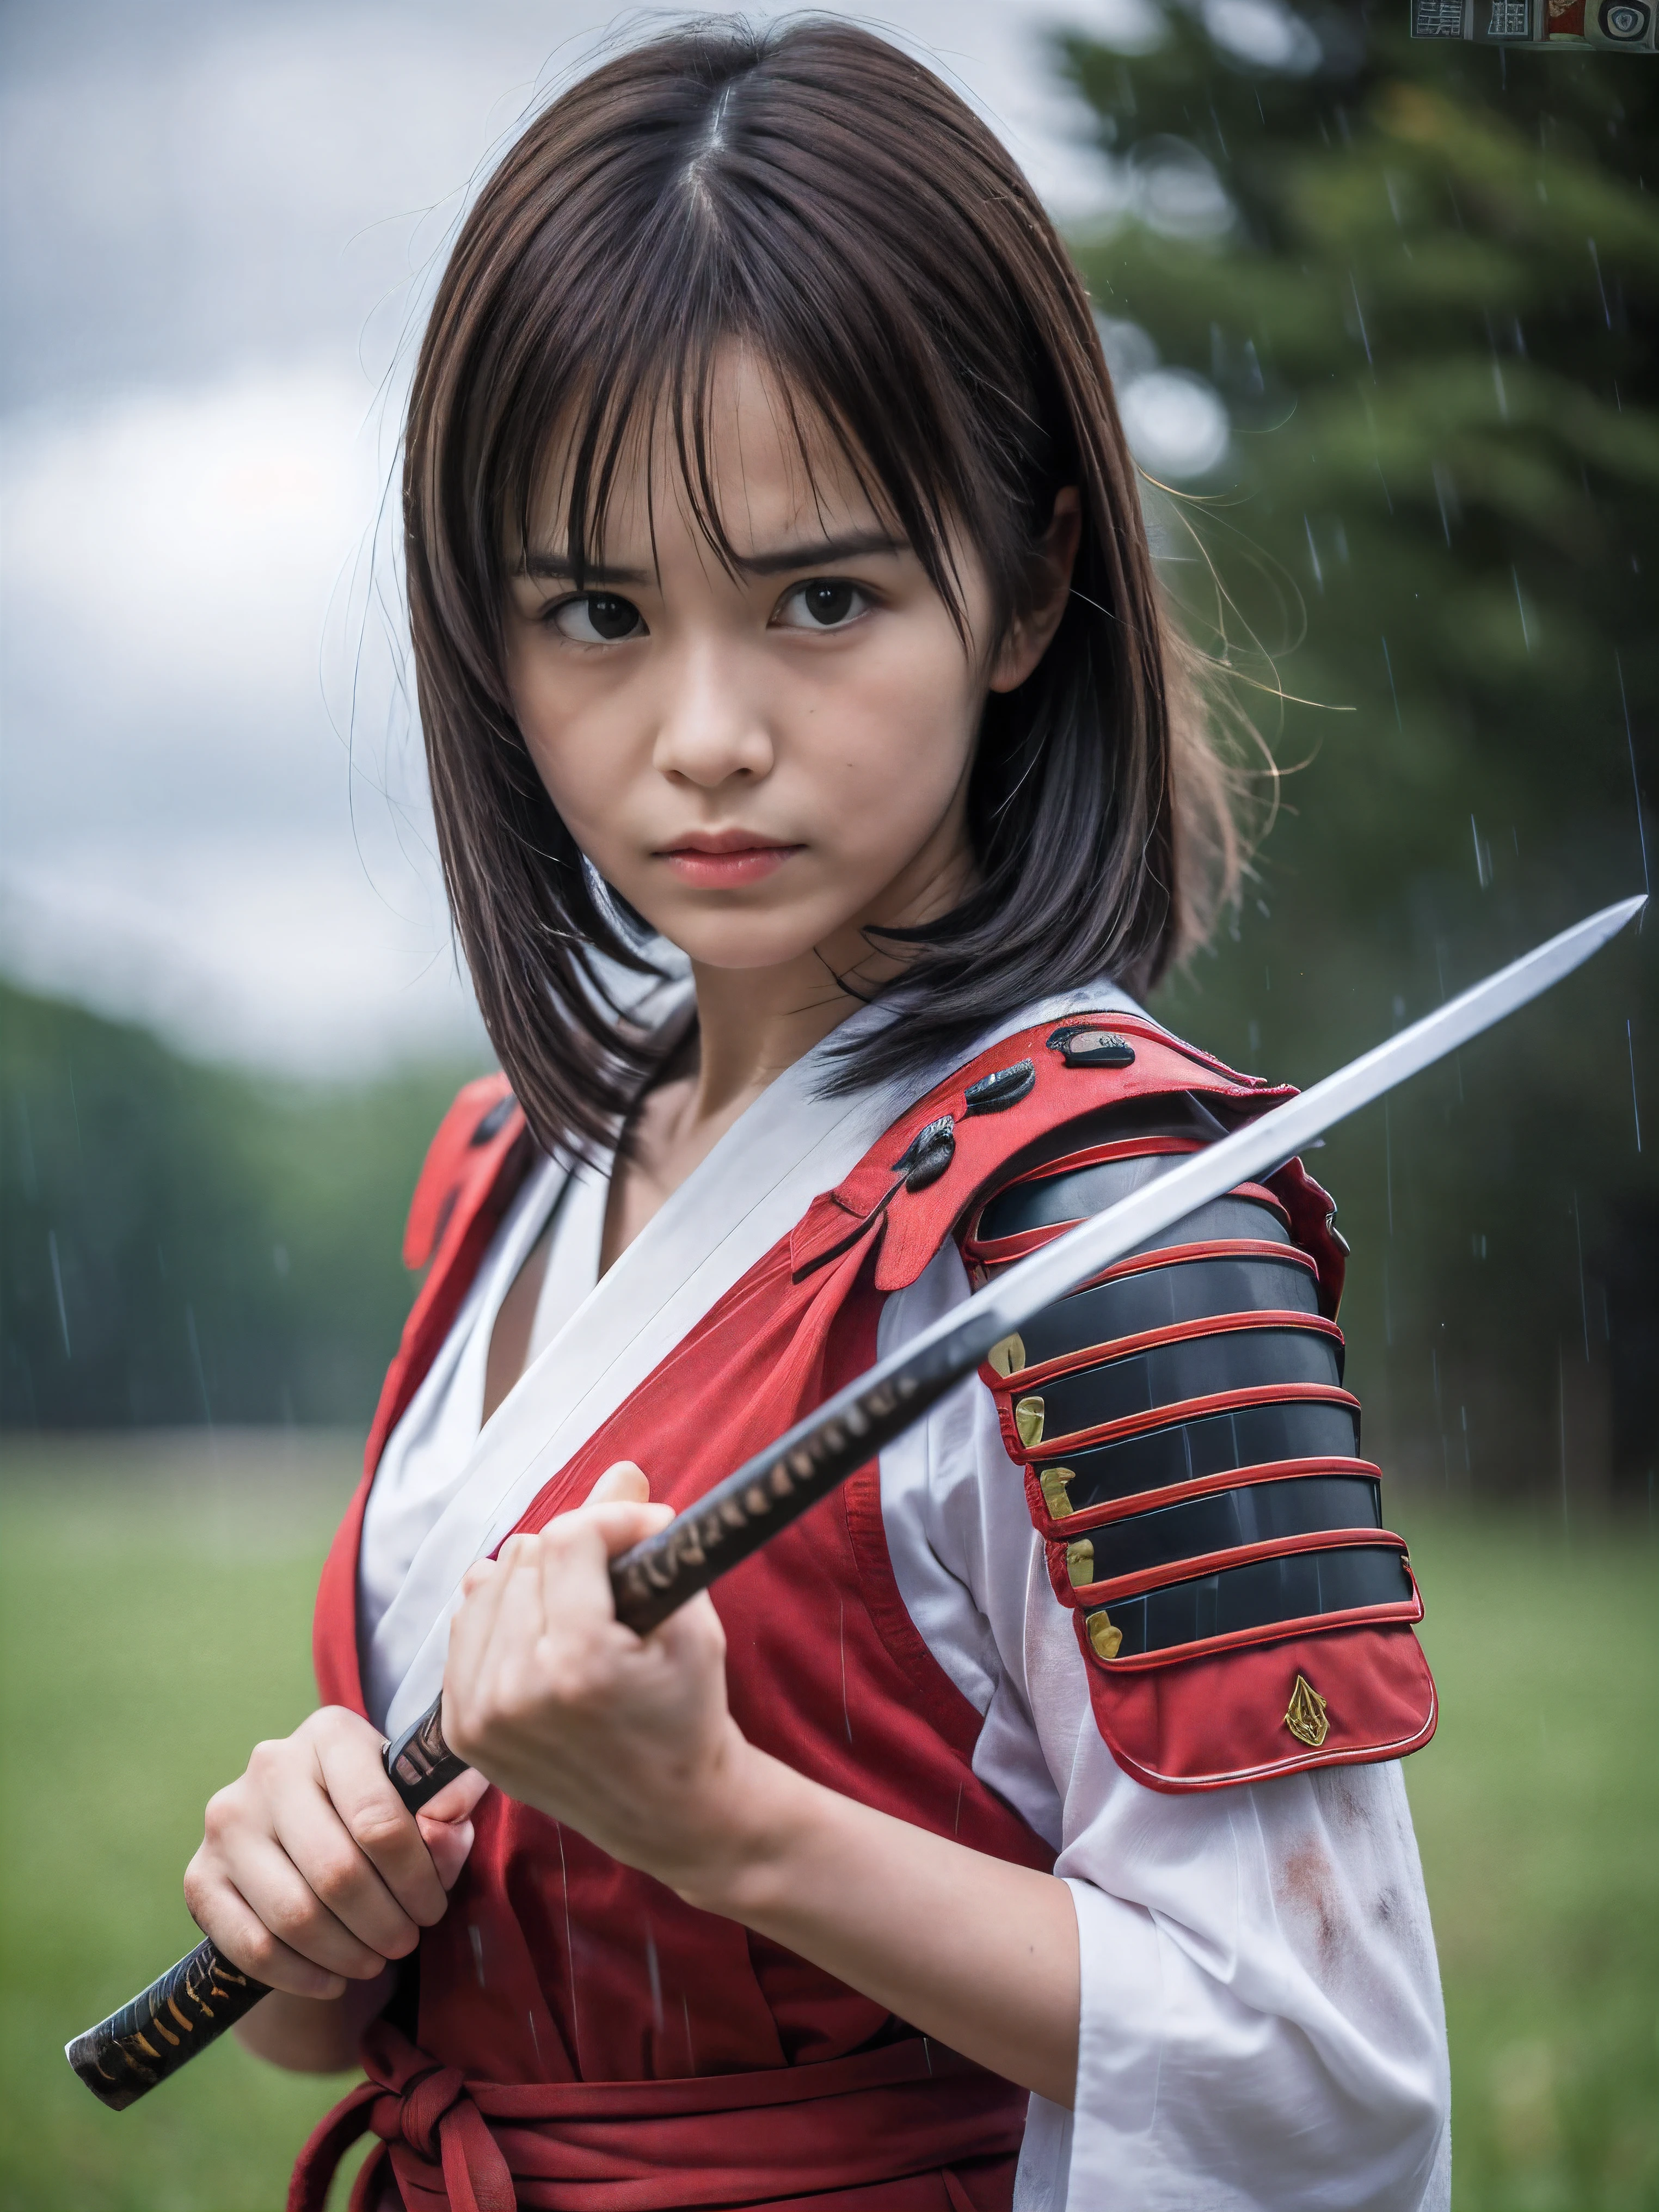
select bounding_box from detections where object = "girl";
[185,23,1450,2210]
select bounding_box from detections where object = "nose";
[651,635,775,790]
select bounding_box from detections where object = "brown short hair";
[404,18,1240,1157]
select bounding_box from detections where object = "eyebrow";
[518,530,906,586]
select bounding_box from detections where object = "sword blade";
[608,893,1645,1630]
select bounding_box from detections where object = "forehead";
[532,346,889,562]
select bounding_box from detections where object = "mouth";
[656,831,804,888]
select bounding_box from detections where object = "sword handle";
[66,1937,267,2111]
[67,1707,463,2110]
[70,1344,961,2111]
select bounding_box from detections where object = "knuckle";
[245,1737,285,1783]
[346,1799,411,1857]
[307,1846,364,1909]
[202,1785,240,1844]
[265,1888,324,1947]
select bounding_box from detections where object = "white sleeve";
[877,1244,1451,2212]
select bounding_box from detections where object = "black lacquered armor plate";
[1096,1544,1411,1658]
[1033,1325,1343,1440]
[1079,1473,1381,1580]
[1050,1399,1362,1515]
[1017,1251,1319,1370]
[981,1174,1291,1251]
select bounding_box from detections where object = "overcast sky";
[0,0,1194,1072]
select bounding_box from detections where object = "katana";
[67,892,1644,2110]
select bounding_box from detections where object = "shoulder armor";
[364,1074,532,1476]
[963,1082,1436,1793]
[402,1073,523,1269]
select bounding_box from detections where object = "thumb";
[417,1810,476,1891]
[587,1460,650,1506]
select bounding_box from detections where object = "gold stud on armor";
[1039,1467,1076,1519]
[987,1332,1026,1378]
[1065,1538,1095,1587]
[1086,1610,1123,1661]
[1014,1395,1045,1449]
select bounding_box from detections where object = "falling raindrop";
[1510,567,1532,653]
[1615,652,1650,896]
[1627,1021,1643,1153]
[1571,1193,1589,1361]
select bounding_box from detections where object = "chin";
[655,913,846,974]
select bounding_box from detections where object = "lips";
[657,832,802,889]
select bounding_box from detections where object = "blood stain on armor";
[963,1059,1036,1113]
[1014,1394,1046,1448]
[1285,1673,1331,1748]
[1065,1537,1096,1587]
[1086,1609,1123,1660]
[987,1331,1025,1378]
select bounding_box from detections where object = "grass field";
[1,1434,1655,2211]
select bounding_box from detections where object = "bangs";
[481,52,1065,642]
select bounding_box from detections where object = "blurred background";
[1,2,1654,2207]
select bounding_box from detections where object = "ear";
[987,487,1083,695]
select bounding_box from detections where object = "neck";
[682,831,977,1132]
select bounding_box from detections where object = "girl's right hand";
[183,1705,488,1998]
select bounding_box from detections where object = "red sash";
[290,2019,1019,2211]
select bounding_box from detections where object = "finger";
[214,1832,392,1983]
[643,1587,727,1662]
[312,1732,448,1931]
[586,1460,650,1506]
[417,1813,476,1890]
[447,1534,526,1689]
[189,1872,349,1999]
[583,1499,674,1556]
[460,1555,501,1599]
[418,1764,490,1826]
[267,1779,426,1963]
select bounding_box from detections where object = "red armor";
[298,1015,1435,2211]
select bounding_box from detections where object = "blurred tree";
[0,981,485,1428]
[1061,2,1657,1495]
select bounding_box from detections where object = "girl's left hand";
[440,1463,761,1898]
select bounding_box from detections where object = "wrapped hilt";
[66,1339,950,2112]
[67,1704,465,2111]
[66,1937,267,2111]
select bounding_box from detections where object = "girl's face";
[504,349,1074,983]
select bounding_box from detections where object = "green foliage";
[0,981,488,1427]
[1061,4,1658,1494]
[1406,1500,1659,2210]
[0,1439,373,2211]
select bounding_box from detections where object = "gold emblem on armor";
[1014,1394,1046,1449]
[1284,1674,1330,1748]
[1065,1538,1095,1587]
[1086,1609,1123,1661]
[988,1332,1026,1378]
[1039,1467,1076,1519]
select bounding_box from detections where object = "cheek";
[509,649,635,846]
[808,628,980,847]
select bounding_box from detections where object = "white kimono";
[356,990,1451,2211]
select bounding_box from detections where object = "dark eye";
[776,579,869,631]
[551,593,646,643]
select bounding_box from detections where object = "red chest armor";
[298,1017,1434,2212]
